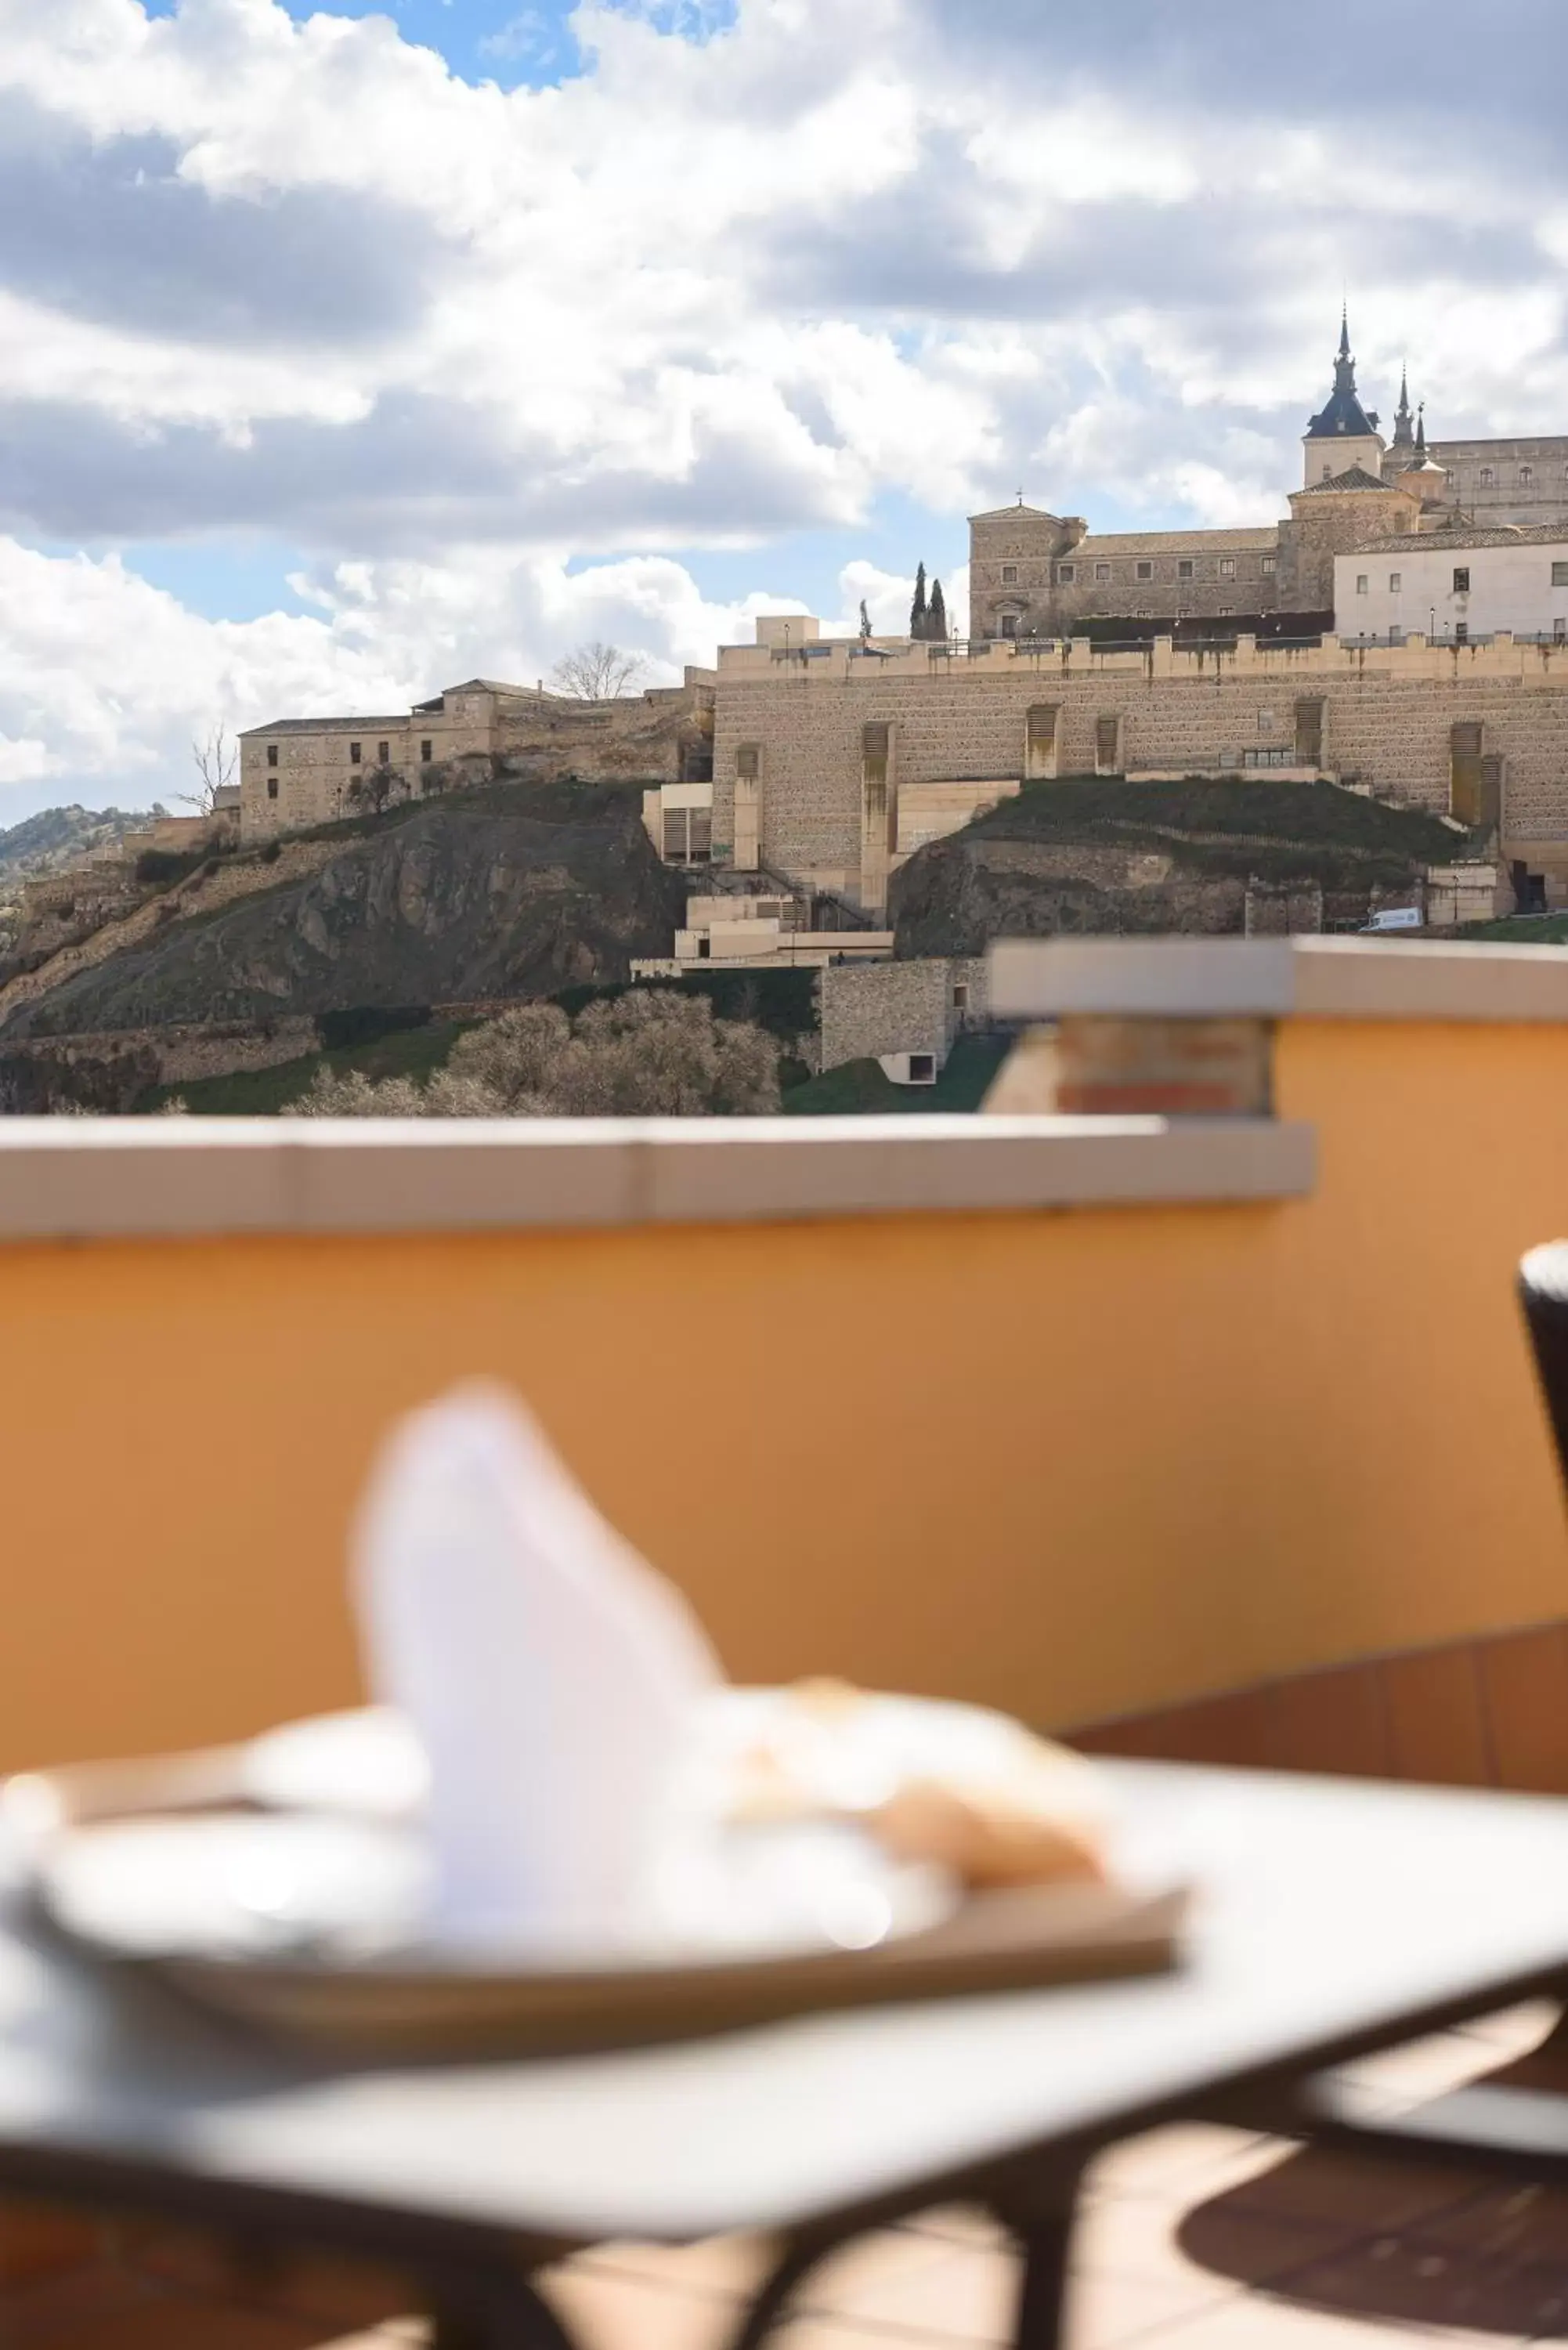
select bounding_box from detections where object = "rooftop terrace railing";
[2,940,1568,1782]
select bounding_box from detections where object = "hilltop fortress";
[240,319,1568,920]
[970,315,1568,642]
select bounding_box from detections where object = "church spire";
[1393,363,1415,450]
[1307,305,1381,453]
[1415,403,1427,457]
[1334,308,1357,396]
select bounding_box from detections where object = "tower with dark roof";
[1302,309,1386,489]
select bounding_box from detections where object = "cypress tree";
[859,598,873,642]
[909,562,927,639]
[928,578,948,642]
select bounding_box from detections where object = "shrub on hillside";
[135,848,205,886]
[289,992,780,1120]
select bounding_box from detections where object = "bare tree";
[348,760,400,816]
[288,992,780,1120]
[548,642,650,700]
[181,725,238,816]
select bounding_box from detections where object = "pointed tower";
[1394,402,1451,518]
[1302,308,1386,489]
[1391,365,1415,457]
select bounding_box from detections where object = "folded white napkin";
[352,1383,721,1948]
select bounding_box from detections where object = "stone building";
[238,674,714,840]
[968,313,1568,642]
[706,622,1568,915]
[818,958,988,1082]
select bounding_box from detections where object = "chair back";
[1519,1242,1568,1492]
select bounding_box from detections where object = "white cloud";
[0,0,1565,807]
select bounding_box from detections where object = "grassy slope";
[144,1020,477,1114]
[1457,915,1568,943]
[782,1034,1010,1117]
[973,777,1469,859]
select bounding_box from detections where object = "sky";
[3,1,1568,819]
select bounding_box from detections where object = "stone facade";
[969,321,1568,645]
[968,484,1418,640]
[240,675,714,840]
[818,957,988,1075]
[1424,439,1568,530]
[710,631,1568,913]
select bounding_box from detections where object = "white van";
[1360,906,1423,935]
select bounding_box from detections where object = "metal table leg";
[428,2266,583,2350]
[992,2161,1086,2350]
[1010,2214,1075,2350]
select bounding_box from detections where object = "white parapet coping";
[989,936,1568,1024]
[0,1115,1315,1242]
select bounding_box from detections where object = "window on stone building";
[735,743,761,782]
[1479,468,1495,488]
[1357,576,1369,595]
[1521,466,1535,486]
[378,740,390,765]
[1057,564,1075,583]
[1178,560,1194,580]
[1025,703,1060,781]
[1389,573,1402,593]
[421,739,433,761]
[1454,568,1471,594]
[1261,555,1277,575]
[1095,562,1111,582]
[952,982,969,1011]
[1219,558,1237,578]
[349,741,362,765]
[1136,561,1154,581]
[1094,715,1121,775]
[1553,563,1568,588]
[1295,700,1325,767]
[266,778,279,801]
[1001,565,1018,585]
[266,745,279,768]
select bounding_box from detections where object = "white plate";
[243,1689,1109,1835]
[38,1808,955,1972]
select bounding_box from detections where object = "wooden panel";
[1382,1646,1492,1788]
[1263,1665,1392,1779]
[1478,1624,1568,1792]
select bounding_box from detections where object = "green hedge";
[315,1004,433,1052]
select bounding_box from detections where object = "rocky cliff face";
[3,784,685,1038]
[890,779,1469,956]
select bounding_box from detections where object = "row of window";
[262,738,435,778]
[1470,465,1567,488]
[999,556,1272,588]
[1355,562,1568,596]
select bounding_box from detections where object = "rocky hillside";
[2,783,685,1039]
[891,779,1473,953]
[0,804,146,877]
[0,804,148,946]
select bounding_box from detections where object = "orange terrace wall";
[0,957,1566,1770]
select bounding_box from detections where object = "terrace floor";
[7,2005,1568,2349]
